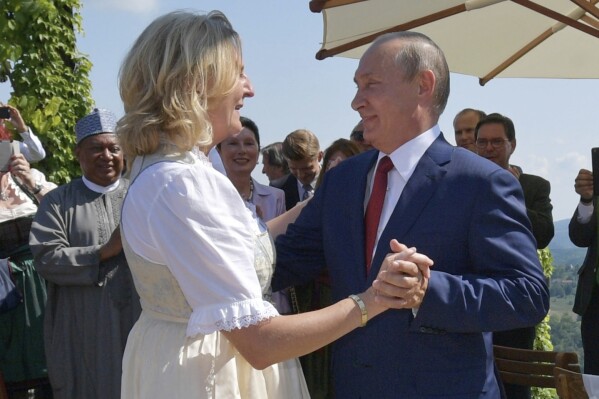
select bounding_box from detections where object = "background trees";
[0,0,93,183]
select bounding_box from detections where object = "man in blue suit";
[273,31,549,398]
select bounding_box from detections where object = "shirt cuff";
[577,201,594,224]
[18,126,32,138]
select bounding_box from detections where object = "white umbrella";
[310,0,599,85]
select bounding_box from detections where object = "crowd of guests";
[0,8,596,399]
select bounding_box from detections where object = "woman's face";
[218,127,259,177]
[209,67,254,146]
[326,150,349,171]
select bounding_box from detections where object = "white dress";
[120,150,309,399]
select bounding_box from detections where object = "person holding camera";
[0,104,46,163]
[570,168,599,375]
[0,152,56,398]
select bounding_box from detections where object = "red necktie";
[364,156,394,274]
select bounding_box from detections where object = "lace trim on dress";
[186,297,279,337]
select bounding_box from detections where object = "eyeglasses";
[475,138,510,149]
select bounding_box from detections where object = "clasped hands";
[372,239,433,310]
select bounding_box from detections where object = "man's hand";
[575,168,593,202]
[99,227,123,261]
[372,239,433,309]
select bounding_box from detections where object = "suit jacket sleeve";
[411,168,549,334]
[272,188,326,291]
[522,176,554,248]
[29,187,103,286]
[569,206,597,248]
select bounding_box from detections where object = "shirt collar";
[82,176,121,193]
[377,125,441,182]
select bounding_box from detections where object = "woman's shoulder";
[253,179,284,197]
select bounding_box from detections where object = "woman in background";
[315,138,361,188]
[0,104,46,163]
[218,116,292,314]
[0,153,55,398]
[217,116,285,222]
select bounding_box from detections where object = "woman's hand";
[9,153,37,190]
[3,105,27,133]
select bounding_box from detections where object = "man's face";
[287,154,322,185]
[75,133,124,186]
[350,123,374,152]
[475,123,514,169]
[454,112,480,152]
[262,156,284,182]
[351,39,422,154]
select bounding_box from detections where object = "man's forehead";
[478,123,507,137]
[288,157,317,167]
[79,133,117,145]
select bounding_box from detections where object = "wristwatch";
[31,183,42,195]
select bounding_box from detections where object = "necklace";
[0,174,9,201]
[241,178,254,203]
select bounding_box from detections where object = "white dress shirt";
[364,125,441,257]
[577,201,594,224]
[18,127,46,163]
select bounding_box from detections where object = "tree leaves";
[0,0,93,184]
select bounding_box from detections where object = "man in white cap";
[29,108,141,399]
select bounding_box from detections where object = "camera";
[0,107,10,119]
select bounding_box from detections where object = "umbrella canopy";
[310,0,599,85]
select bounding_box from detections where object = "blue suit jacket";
[274,174,300,211]
[273,134,549,399]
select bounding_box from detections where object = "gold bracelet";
[348,294,368,327]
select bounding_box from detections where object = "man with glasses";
[475,112,553,249]
[475,112,554,399]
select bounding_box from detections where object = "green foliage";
[550,312,582,359]
[532,248,556,399]
[549,261,584,366]
[0,0,93,184]
[535,248,555,352]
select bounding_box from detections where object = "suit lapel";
[368,136,452,280]
[328,151,377,288]
[353,152,379,283]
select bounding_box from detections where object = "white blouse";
[121,152,277,336]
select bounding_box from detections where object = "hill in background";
[549,218,587,267]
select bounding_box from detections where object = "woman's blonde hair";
[117,10,242,158]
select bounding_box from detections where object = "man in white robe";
[29,108,141,399]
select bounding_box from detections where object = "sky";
[3,0,599,221]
